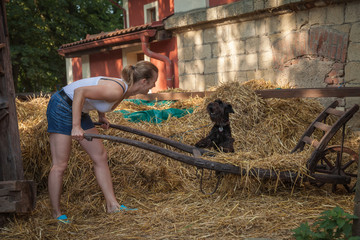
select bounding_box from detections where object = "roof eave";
[58,29,157,57]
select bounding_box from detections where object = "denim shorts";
[46,91,95,135]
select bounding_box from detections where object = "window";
[144,1,159,24]
[147,7,156,23]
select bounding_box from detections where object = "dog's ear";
[215,99,223,104]
[225,104,234,114]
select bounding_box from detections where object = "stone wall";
[164,0,360,128]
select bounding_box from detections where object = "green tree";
[6,0,124,93]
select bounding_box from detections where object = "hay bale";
[3,79,357,240]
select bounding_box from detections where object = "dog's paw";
[195,138,212,148]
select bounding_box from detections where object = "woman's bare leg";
[79,127,120,212]
[48,133,72,218]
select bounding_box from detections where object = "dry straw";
[1,80,358,239]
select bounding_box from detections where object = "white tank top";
[62,76,128,113]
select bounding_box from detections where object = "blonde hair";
[121,61,158,86]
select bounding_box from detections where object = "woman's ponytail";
[121,61,158,86]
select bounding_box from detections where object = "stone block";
[278,0,292,5]
[296,10,309,30]
[186,10,207,26]
[223,1,246,17]
[216,25,230,43]
[259,36,272,52]
[229,21,256,40]
[326,4,344,25]
[234,54,258,71]
[350,23,360,42]
[194,44,211,60]
[259,51,273,69]
[348,42,360,61]
[261,69,277,82]
[264,0,278,8]
[204,74,218,89]
[179,74,196,90]
[212,41,245,57]
[234,71,247,82]
[176,35,183,49]
[248,70,265,81]
[345,97,360,129]
[204,58,220,74]
[331,24,351,35]
[225,56,239,72]
[178,61,185,75]
[268,14,296,34]
[245,70,256,81]
[309,7,326,26]
[178,46,194,61]
[255,19,266,36]
[228,40,246,56]
[254,0,264,10]
[345,1,360,23]
[246,37,260,54]
[345,62,360,84]
[211,43,220,57]
[206,7,218,22]
[182,30,204,47]
[219,71,237,83]
[194,74,206,91]
[184,60,205,74]
[164,13,188,30]
[204,28,218,44]
[243,0,255,13]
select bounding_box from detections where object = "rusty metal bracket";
[198,168,224,195]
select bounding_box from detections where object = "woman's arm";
[71,84,123,140]
[98,111,110,130]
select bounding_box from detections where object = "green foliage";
[6,0,123,93]
[293,206,360,240]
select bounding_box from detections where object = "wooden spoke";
[311,145,358,193]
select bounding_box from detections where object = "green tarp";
[115,99,193,124]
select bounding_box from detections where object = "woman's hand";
[71,126,85,141]
[98,112,110,130]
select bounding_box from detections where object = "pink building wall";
[128,0,173,26]
[72,57,82,81]
[209,0,240,7]
[89,49,123,78]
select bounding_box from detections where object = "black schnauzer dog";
[195,99,235,153]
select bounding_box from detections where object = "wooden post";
[353,146,360,236]
[0,0,35,220]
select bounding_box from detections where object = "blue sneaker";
[114,205,138,212]
[56,214,70,224]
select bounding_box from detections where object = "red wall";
[89,49,123,78]
[72,57,82,81]
[150,37,178,92]
[158,0,174,20]
[128,0,174,27]
[209,0,241,7]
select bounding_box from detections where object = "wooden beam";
[16,87,360,101]
[128,91,214,101]
[255,87,360,98]
[0,180,36,213]
[130,87,360,100]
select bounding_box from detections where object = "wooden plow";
[84,100,359,194]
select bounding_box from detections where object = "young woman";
[46,61,158,223]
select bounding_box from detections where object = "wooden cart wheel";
[312,145,358,193]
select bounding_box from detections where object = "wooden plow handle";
[94,122,209,155]
[84,133,240,174]
[84,132,301,183]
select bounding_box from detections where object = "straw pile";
[1,80,358,240]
